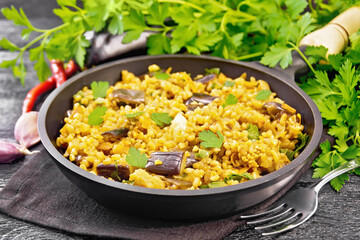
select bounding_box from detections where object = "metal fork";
[240,158,360,236]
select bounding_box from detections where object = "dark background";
[0,1,360,239]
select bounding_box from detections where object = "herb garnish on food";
[153,72,170,80]
[255,89,272,100]
[88,106,107,125]
[199,130,224,148]
[225,173,253,183]
[124,111,144,118]
[151,112,173,127]
[247,124,260,140]
[224,94,238,107]
[125,147,148,168]
[91,81,109,99]
[224,81,235,87]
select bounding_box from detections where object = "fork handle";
[313,158,360,193]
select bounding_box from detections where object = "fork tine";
[247,207,292,225]
[261,213,308,236]
[255,211,300,230]
[261,208,316,236]
[240,203,286,219]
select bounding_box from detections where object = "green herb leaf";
[224,94,238,106]
[108,13,124,35]
[88,106,107,126]
[225,173,253,183]
[153,72,170,80]
[125,147,148,168]
[208,181,227,188]
[199,130,224,148]
[151,113,173,127]
[147,34,171,55]
[91,81,109,99]
[224,81,235,87]
[1,7,32,28]
[195,149,209,158]
[280,148,295,161]
[124,112,145,118]
[260,43,293,69]
[31,46,51,81]
[294,133,309,152]
[255,90,271,100]
[0,38,20,51]
[247,124,260,140]
[205,68,220,75]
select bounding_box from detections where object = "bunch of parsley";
[299,37,360,191]
[0,0,352,84]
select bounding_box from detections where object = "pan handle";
[300,6,360,56]
[281,6,360,80]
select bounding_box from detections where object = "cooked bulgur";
[56,65,306,190]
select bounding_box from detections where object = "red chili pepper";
[50,59,67,88]
[64,60,79,77]
[22,59,80,114]
[22,76,56,114]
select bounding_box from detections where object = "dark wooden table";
[1,1,360,239]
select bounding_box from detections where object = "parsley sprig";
[125,147,148,168]
[199,130,224,148]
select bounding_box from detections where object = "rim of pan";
[38,54,323,197]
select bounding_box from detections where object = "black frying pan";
[38,54,322,220]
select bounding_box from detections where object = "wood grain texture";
[0,1,360,239]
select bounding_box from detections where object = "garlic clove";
[14,111,40,148]
[0,140,39,163]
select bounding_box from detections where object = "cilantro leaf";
[224,81,235,87]
[294,133,309,152]
[147,34,171,55]
[328,54,344,71]
[260,43,293,69]
[199,130,224,148]
[205,68,220,75]
[0,38,20,51]
[151,113,173,127]
[255,90,271,100]
[71,35,90,68]
[305,46,328,64]
[1,7,32,28]
[153,72,170,80]
[195,149,209,158]
[146,2,169,26]
[88,106,107,125]
[225,173,253,183]
[124,112,144,118]
[122,30,143,44]
[108,13,124,35]
[208,181,227,188]
[125,147,148,168]
[247,124,260,140]
[91,81,109,99]
[285,0,308,20]
[330,173,349,192]
[224,94,238,106]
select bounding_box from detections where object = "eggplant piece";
[97,163,130,181]
[195,73,216,84]
[101,128,129,142]
[185,93,218,110]
[162,177,192,189]
[263,102,293,120]
[110,89,145,104]
[145,151,185,176]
